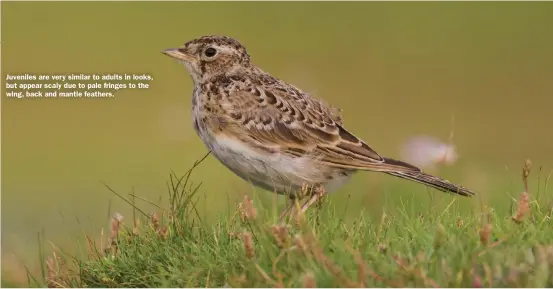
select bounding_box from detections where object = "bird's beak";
[162,48,194,62]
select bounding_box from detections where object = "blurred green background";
[2,1,553,284]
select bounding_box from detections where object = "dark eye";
[204,47,217,57]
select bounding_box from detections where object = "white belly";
[197,128,353,196]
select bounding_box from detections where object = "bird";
[162,35,475,220]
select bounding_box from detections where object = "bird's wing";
[216,79,405,170]
[204,75,473,196]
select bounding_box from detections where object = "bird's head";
[163,35,251,84]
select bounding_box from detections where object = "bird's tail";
[381,157,475,197]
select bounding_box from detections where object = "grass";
[25,159,553,287]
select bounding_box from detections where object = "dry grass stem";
[242,231,255,260]
[347,247,393,287]
[85,235,97,260]
[151,212,160,231]
[271,225,290,249]
[294,234,308,253]
[522,158,532,192]
[312,246,357,287]
[229,231,242,240]
[110,213,124,240]
[158,226,169,239]
[479,223,492,246]
[393,255,439,287]
[512,192,530,223]
[238,195,258,221]
[107,212,124,255]
[45,252,68,288]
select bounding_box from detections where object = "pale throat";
[182,62,202,84]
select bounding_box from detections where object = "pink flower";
[400,136,458,170]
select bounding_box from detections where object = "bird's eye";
[204,47,217,57]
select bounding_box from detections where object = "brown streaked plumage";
[162,35,475,220]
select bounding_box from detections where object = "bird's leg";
[300,185,326,213]
[284,185,326,221]
[279,196,297,221]
[279,183,313,221]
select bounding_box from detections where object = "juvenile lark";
[163,35,475,219]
